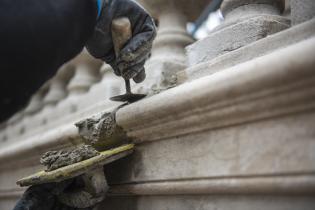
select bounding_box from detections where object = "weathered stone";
[291,0,315,25]
[221,0,285,16]
[186,18,315,79]
[100,195,315,210]
[42,64,75,107]
[187,15,289,66]
[187,0,289,67]
[75,106,128,151]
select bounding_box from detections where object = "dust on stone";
[40,145,100,172]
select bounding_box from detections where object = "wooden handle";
[111,17,132,58]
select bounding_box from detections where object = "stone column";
[186,0,289,71]
[291,0,315,25]
[135,0,209,94]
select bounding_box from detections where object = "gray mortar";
[75,105,129,151]
[76,112,116,145]
[40,145,100,172]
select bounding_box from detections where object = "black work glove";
[86,0,156,83]
[13,181,92,210]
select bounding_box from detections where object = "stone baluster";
[77,64,125,111]
[290,0,315,25]
[0,83,50,141]
[24,82,50,115]
[44,50,102,125]
[0,123,6,143]
[186,0,289,78]
[67,50,102,96]
[4,111,25,140]
[42,64,75,107]
[135,0,209,94]
[20,64,75,136]
[283,0,290,18]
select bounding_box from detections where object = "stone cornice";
[109,174,315,195]
[116,37,315,143]
[2,174,315,198]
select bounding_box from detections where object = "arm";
[0,0,97,122]
[0,0,156,122]
[86,0,157,83]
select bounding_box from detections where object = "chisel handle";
[111,17,133,93]
[111,17,132,59]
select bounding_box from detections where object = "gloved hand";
[13,181,92,210]
[86,0,156,83]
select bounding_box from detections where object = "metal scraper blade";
[110,93,146,103]
[110,79,146,103]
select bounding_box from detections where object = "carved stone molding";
[109,174,315,195]
[117,38,315,142]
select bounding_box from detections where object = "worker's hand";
[13,181,92,210]
[86,0,156,83]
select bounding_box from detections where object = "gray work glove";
[13,180,92,210]
[86,0,156,83]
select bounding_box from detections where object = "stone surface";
[24,83,50,115]
[137,0,210,21]
[187,15,289,66]
[291,0,315,25]
[186,18,315,79]
[187,0,289,67]
[221,0,285,16]
[42,64,75,107]
[99,195,315,210]
[107,112,315,183]
[67,50,102,96]
[117,38,315,142]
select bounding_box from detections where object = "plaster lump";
[40,145,100,172]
